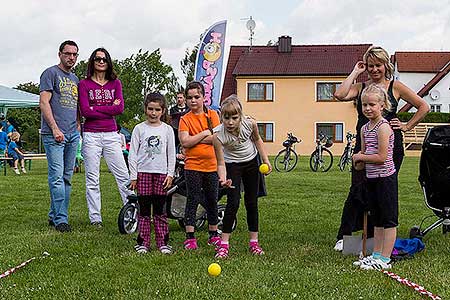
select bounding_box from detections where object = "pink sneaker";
[208,236,221,247]
[215,244,229,259]
[183,238,198,250]
[249,241,265,256]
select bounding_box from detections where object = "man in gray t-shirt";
[39,40,80,233]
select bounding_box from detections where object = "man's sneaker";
[48,219,55,227]
[21,167,27,174]
[90,221,103,228]
[208,236,221,247]
[353,255,375,266]
[360,258,392,270]
[333,239,343,252]
[14,168,20,175]
[159,245,173,255]
[249,241,265,256]
[55,223,72,233]
[215,244,229,259]
[183,238,198,250]
[135,245,148,254]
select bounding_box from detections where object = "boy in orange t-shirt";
[178,81,221,250]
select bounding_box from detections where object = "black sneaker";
[55,223,72,233]
[48,219,55,227]
[90,221,103,228]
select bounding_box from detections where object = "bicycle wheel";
[309,150,320,172]
[310,148,333,172]
[319,148,333,172]
[118,202,139,234]
[338,148,348,171]
[274,149,298,172]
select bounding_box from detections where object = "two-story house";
[221,36,371,155]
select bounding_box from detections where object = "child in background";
[117,125,129,169]
[352,83,397,270]
[213,95,272,258]
[0,123,7,155]
[8,132,26,174]
[128,92,176,254]
[178,81,221,250]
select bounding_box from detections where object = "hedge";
[397,112,450,123]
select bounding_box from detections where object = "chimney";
[278,35,292,53]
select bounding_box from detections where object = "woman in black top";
[333,46,429,251]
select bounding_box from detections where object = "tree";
[72,60,88,80]
[180,44,199,87]
[116,48,180,129]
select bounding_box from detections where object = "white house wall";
[426,73,450,112]
[395,71,449,113]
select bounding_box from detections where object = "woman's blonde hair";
[363,46,394,80]
[361,83,392,114]
[10,131,20,142]
[220,94,244,121]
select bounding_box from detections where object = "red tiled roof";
[221,44,371,101]
[394,52,450,73]
[399,61,450,112]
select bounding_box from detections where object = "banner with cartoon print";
[194,20,227,110]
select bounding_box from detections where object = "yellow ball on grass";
[208,263,221,277]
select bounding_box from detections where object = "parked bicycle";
[338,131,356,171]
[274,133,301,172]
[309,132,333,172]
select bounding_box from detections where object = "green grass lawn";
[0,157,448,299]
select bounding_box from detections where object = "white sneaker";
[360,258,392,270]
[333,239,343,251]
[21,168,27,174]
[135,245,148,254]
[353,255,375,266]
[159,245,173,255]
[14,168,20,175]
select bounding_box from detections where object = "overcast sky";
[1,0,449,88]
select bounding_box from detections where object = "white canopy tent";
[0,84,39,116]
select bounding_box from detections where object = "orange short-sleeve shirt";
[179,109,220,172]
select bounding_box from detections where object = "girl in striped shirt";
[352,84,397,270]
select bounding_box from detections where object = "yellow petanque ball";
[208,263,221,277]
[259,163,269,174]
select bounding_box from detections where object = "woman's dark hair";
[86,47,117,80]
[185,81,205,97]
[144,92,170,124]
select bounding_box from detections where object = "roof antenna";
[244,16,256,50]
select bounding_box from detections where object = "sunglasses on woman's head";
[94,57,108,63]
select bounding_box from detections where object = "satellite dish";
[246,19,256,31]
[430,90,440,100]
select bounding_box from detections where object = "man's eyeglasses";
[61,52,79,58]
[94,57,108,63]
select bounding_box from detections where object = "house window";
[257,123,274,142]
[247,83,274,101]
[430,104,441,112]
[316,123,343,142]
[316,82,341,101]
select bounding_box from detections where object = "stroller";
[117,158,234,234]
[409,125,450,239]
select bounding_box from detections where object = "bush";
[397,112,450,123]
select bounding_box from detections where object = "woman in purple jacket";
[79,48,130,226]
